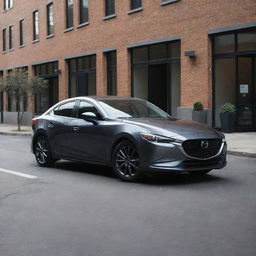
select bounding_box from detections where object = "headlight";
[140,133,182,144]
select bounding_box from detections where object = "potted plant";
[192,101,206,123]
[219,103,236,133]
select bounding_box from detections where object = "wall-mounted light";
[53,69,61,74]
[184,51,196,58]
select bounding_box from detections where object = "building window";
[131,0,142,9]
[34,62,59,114]
[131,41,181,117]
[105,0,115,16]
[2,28,6,51]
[69,55,96,97]
[4,0,13,11]
[212,29,256,130]
[106,51,117,95]
[33,10,39,41]
[66,0,73,29]
[8,68,28,112]
[79,0,89,24]
[47,3,54,36]
[9,25,13,49]
[19,19,24,46]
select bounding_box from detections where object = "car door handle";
[48,122,54,128]
[73,126,80,132]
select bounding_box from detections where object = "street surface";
[0,135,255,256]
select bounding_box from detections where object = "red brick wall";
[0,0,255,110]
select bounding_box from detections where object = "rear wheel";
[34,136,55,167]
[112,141,142,182]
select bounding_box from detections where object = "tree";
[0,69,48,131]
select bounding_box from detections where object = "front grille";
[182,139,222,159]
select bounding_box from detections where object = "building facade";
[0,0,255,131]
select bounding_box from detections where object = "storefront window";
[69,55,96,97]
[34,62,59,114]
[238,30,256,51]
[132,41,181,116]
[214,34,235,54]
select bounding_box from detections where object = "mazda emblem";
[201,140,209,149]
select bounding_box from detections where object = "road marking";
[0,168,38,179]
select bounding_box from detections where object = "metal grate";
[182,139,222,159]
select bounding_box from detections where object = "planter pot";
[192,110,206,124]
[220,112,235,133]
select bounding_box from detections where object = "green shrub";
[220,103,236,113]
[193,101,204,111]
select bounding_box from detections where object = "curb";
[227,150,256,158]
[0,131,32,137]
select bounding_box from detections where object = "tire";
[189,170,212,175]
[34,135,55,167]
[112,140,142,182]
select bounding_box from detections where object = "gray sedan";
[32,97,227,181]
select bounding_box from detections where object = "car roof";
[67,96,144,102]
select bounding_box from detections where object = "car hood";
[121,118,222,140]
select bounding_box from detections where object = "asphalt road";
[0,135,255,256]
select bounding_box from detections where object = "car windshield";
[99,99,171,119]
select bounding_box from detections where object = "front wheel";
[112,141,142,182]
[34,136,55,167]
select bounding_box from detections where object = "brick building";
[0,0,255,131]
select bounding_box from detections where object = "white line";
[0,168,38,179]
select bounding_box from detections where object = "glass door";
[237,57,255,131]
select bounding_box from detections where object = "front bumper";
[139,139,227,173]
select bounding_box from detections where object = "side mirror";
[81,112,98,124]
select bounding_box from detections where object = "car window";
[54,101,76,118]
[77,101,102,120]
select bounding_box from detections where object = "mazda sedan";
[32,97,227,181]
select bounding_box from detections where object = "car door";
[48,100,78,158]
[70,100,110,163]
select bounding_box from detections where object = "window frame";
[105,0,115,17]
[47,2,54,36]
[66,0,74,29]
[2,28,7,52]
[79,0,89,25]
[33,10,39,41]
[19,19,24,46]
[53,100,77,118]
[9,25,13,50]
[130,0,142,10]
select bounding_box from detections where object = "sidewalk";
[0,123,32,136]
[0,123,255,157]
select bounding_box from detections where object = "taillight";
[32,119,36,126]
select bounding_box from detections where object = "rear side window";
[77,101,102,120]
[54,101,76,117]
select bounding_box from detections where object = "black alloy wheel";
[34,136,54,167]
[112,141,142,182]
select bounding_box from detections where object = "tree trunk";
[17,95,21,131]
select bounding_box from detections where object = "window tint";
[54,101,76,117]
[77,101,102,119]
